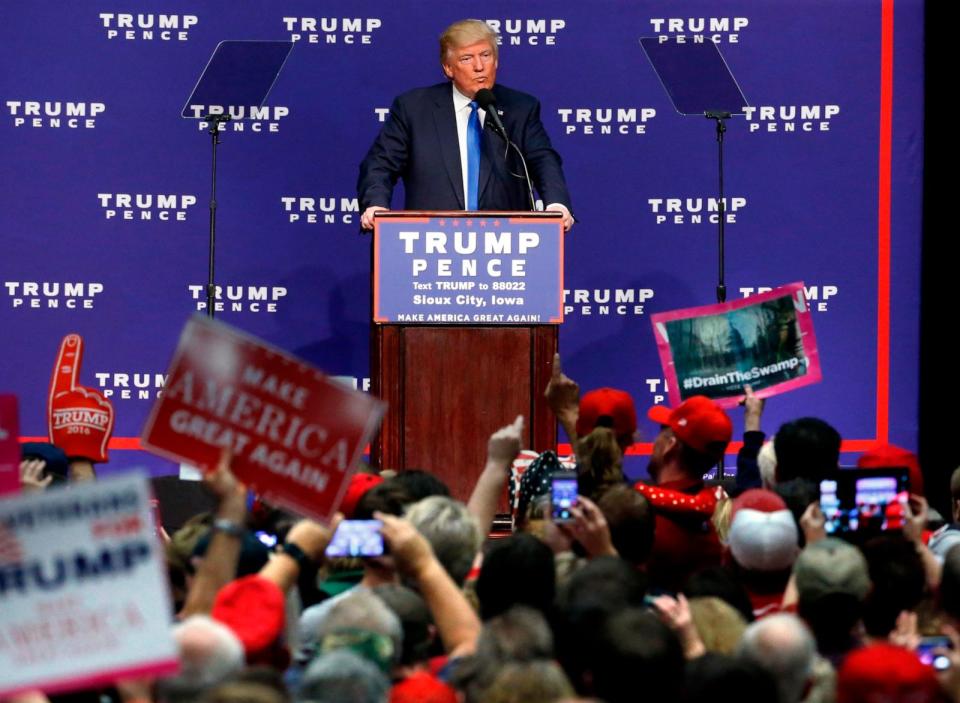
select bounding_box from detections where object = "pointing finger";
[551,353,562,380]
[50,333,84,397]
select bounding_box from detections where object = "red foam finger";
[48,334,85,440]
[49,333,84,397]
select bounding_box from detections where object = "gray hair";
[405,495,482,585]
[158,615,245,703]
[737,613,815,703]
[297,649,388,703]
[315,589,403,665]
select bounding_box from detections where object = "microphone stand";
[204,113,231,318]
[485,125,537,212]
[507,141,538,212]
[704,110,731,304]
[705,109,730,480]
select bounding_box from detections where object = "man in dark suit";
[358,19,574,231]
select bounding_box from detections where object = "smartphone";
[819,468,909,538]
[255,531,278,549]
[551,472,579,523]
[917,636,953,671]
[325,519,386,558]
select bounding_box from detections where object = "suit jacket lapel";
[478,122,495,206]
[432,88,465,209]
[479,88,507,207]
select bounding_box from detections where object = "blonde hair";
[439,19,499,63]
[576,427,624,497]
[688,596,748,655]
[712,492,733,544]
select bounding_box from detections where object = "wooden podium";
[369,211,563,501]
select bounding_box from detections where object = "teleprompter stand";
[642,39,749,478]
[182,40,293,318]
[641,39,749,305]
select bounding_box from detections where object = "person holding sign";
[358,19,574,231]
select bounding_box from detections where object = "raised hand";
[20,459,52,492]
[799,501,827,545]
[488,415,524,466]
[47,334,114,462]
[740,384,765,432]
[375,511,435,580]
[559,494,617,558]
[544,353,580,423]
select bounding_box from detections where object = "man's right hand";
[740,384,765,433]
[375,512,435,580]
[487,415,523,467]
[545,353,580,424]
[361,206,388,231]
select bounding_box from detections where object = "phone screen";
[917,636,952,671]
[325,519,385,558]
[551,477,578,522]
[820,468,909,537]
[255,531,278,549]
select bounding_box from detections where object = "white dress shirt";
[452,84,486,207]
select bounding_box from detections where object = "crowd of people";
[14,354,960,703]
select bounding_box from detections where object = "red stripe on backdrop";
[21,436,142,449]
[558,440,881,457]
[875,0,894,444]
[21,438,880,456]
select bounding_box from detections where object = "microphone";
[474,89,507,140]
[474,88,537,212]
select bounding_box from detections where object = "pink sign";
[650,282,822,409]
[0,394,20,496]
[141,316,386,521]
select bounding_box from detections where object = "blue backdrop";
[0,1,924,478]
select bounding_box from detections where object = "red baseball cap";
[837,643,941,703]
[857,443,924,495]
[340,472,385,518]
[647,396,732,455]
[390,672,457,703]
[576,388,637,439]
[212,575,286,659]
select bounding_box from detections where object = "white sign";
[0,473,179,696]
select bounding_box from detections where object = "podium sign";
[373,212,563,325]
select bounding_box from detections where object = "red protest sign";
[0,395,20,496]
[141,316,386,521]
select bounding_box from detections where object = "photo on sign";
[651,283,821,408]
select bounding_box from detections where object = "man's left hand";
[545,203,574,232]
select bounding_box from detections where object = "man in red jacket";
[635,396,733,591]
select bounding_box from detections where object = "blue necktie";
[467,100,481,210]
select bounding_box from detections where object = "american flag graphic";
[0,522,24,564]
